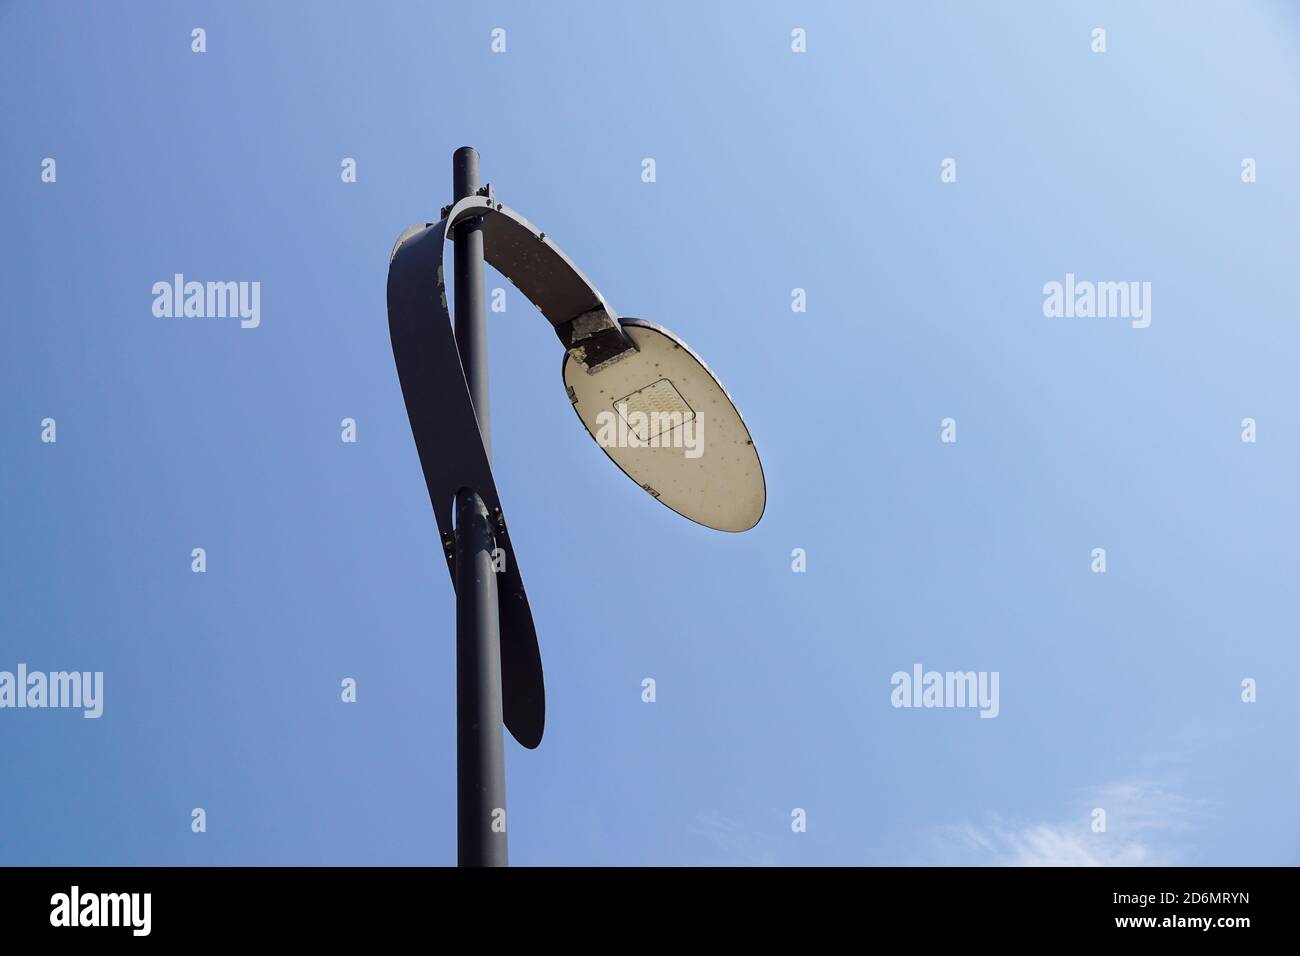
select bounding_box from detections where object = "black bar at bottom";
[0,866,1279,940]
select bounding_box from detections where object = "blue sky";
[1,0,1297,865]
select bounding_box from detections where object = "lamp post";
[450,147,507,867]
[386,147,765,867]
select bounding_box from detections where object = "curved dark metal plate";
[387,218,545,749]
[387,197,641,751]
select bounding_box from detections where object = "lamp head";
[563,319,765,532]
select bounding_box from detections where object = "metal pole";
[452,146,491,455]
[451,146,507,867]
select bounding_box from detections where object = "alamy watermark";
[593,397,704,459]
[152,274,261,328]
[890,664,999,718]
[0,665,103,718]
[1042,273,1150,329]
[50,886,150,936]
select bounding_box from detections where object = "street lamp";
[386,147,765,866]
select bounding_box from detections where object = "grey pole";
[451,146,507,867]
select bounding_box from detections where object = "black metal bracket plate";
[386,196,633,750]
[387,217,543,749]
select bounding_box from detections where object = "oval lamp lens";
[563,319,765,532]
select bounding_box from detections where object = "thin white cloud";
[928,781,1208,866]
[690,812,779,866]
